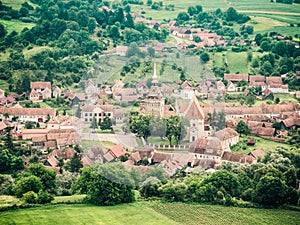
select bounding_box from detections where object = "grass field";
[0,19,35,34]
[226,51,249,74]
[150,203,300,225]
[1,202,300,225]
[0,203,177,225]
[232,135,292,154]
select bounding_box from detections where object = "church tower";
[181,95,205,142]
[140,63,165,118]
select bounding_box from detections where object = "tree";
[109,25,120,40]
[149,118,166,140]
[139,176,162,198]
[73,163,135,206]
[129,114,153,141]
[236,120,251,136]
[200,52,210,63]
[126,42,141,57]
[0,23,7,39]
[90,116,98,130]
[253,175,287,207]
[66,152,83,173]
[210,110,226,131]
[13,175,43,198]
[245,93,256,106]
[177,12,189,24]
[99,116,113,130]
[164,116,187,145]
[225,7,238,21]
[147,47,155,58]
[201,170,241,197]
[27,163,57,192]
[159,181,187,202]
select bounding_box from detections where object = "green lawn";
[1,202,299,225]
[81,140,102,152]
[232,135,292,154]
[100,140,116,149]
[52,195,86,204]
[226,51,249,74]
[0,203,177,225]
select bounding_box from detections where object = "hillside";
[0,202,299,225]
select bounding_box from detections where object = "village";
[0,58,299,177]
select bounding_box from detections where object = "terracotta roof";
[251,127,275,137]
[109,144,126,158]
[214,128,239,141]
[32,135,47,142]
[222,152,254,164]
[249,75,265,83]
[0,121,9,131]
[22,129,50,134]
[282,117,300,127]
[30,82,51,89]
[224,74,248,82]
[249,149,265,159]
[49,148,75,159]
[130,152,141,163]
[133,147,154,159]
[103,152,115,162]
[0,97,15,105]
[44,141,56,148]
[189,137,227,156]
[151,151,172,164]
[266,76,282,85]
[0,107,55,116]
[183,96,204,119]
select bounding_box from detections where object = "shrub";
[22,191,38,204]
[38,190,54,204]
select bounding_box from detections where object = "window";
[192,136,195,142]
[85,113,88,117]
[107,113,111,116]
[90,113,92,117]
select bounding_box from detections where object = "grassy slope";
[0,203,177,225]
[232,136,292,154]
[0,19,35,34]
[150,203,300,225]
[1,202,299,225]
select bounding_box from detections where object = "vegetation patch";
[149,202,300,225]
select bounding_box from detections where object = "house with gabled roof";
[180,80,195,99]
[30,82,52,101]
[189,136,229,162]
[214,127,239,147]
[0,107,55,123]
[224,74,248,83]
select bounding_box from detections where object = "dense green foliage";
[0,0,168,91]
[73,163,135,206]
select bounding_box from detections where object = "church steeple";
[152,62,158,86]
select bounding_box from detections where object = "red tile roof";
[224,74,248,82]
[30,82,51,89]
[109,144,126,158]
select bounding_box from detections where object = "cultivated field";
[1,202,300,225]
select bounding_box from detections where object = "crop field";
[1,202,300,225]
[150,203,300,225]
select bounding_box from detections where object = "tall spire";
[152,62,158,86]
